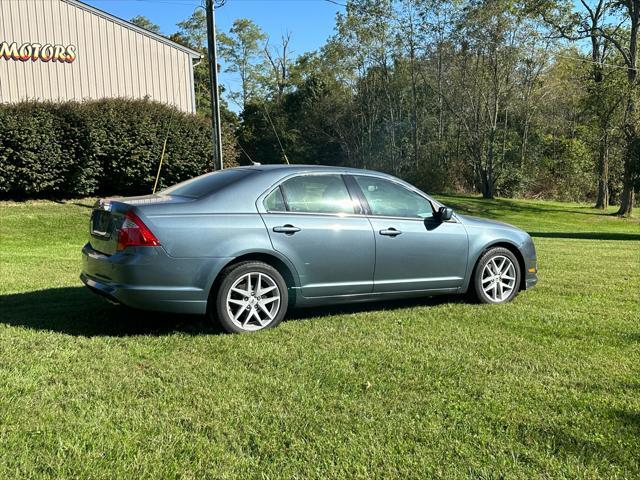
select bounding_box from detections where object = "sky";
[84,0,344,108]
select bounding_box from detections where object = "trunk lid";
[88,194,189,255]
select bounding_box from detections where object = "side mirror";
[438,206,454,221]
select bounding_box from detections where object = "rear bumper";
[80,243,231,315]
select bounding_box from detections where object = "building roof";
[62,0,201,58]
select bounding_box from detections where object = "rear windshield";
[161,169,254,198]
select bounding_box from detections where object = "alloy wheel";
[225,272,281,331]
[481,255,517,303]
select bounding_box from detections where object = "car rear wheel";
[473,247,521,304]
[213,261,288,333]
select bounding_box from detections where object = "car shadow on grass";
[286,295,465,322]
[440,194,619,217]
[528,232,640,241]
[0,287,219,337]
[0,287,466,337]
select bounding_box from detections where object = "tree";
[602,0,640,216]
[218,19,268,110]
[172,0,635,205]
[436,0,549,198]
[168,10,240,168]
[263,32,294,103]
[173,10,211,113]
[130,15,162,34]
[175,9,207,50]
[537,0,626,209]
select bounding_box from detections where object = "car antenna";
[238,142,261,166]
[262,106,290,164]
[152,109,176,194]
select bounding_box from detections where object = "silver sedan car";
[81,165,537,333]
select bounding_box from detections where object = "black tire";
[472,247,521,304]
[211,261,288,333]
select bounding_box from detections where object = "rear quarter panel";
[132,175,279,259]
[146,212,272,259]
[136,210,282,300]
[127,172,306,295]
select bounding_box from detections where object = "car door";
[259,174,375,298]
[350,175,468,293]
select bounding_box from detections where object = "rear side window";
[354,176,434,218]
[280,175,356,214]
[161,169,253,198]
[264,187,286,212]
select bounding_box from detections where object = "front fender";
[460,225,532,293]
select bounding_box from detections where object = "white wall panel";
[0,0,197,112]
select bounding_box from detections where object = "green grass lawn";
[0,196,638,479]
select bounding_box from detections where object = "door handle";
[379,228,402,237]
[273,225,301,235]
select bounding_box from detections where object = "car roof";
[236,164,391,177]
[231,164,443,208]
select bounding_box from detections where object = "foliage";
[218,19,269,109]
[0,99,239,199]
[171,10,241,134]
[175,9,208,50]
[200,0,636,207]
[0,197,637,478]
[129,15,162,34]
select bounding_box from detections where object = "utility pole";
[206,0,224,170]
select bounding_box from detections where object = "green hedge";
[0,99,236,199]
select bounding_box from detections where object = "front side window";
[354,176,434,219]
[280,175,356,214]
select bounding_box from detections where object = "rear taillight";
[116,211,160,251]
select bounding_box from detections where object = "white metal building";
[0,0,200,112]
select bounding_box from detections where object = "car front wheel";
[473,247,521,304]
[213,261,288,333]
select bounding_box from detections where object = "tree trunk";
[618,181,636,216]
[616,0,639,217]
[481,168,493,199]
[407,9,420,170]
[617,112,638,215]
[589,8,608,209]
[594,130,609,209]
[520,122,529,169]
[618,141,636,215]
[437,45,444,144]
[617,110,637,217]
